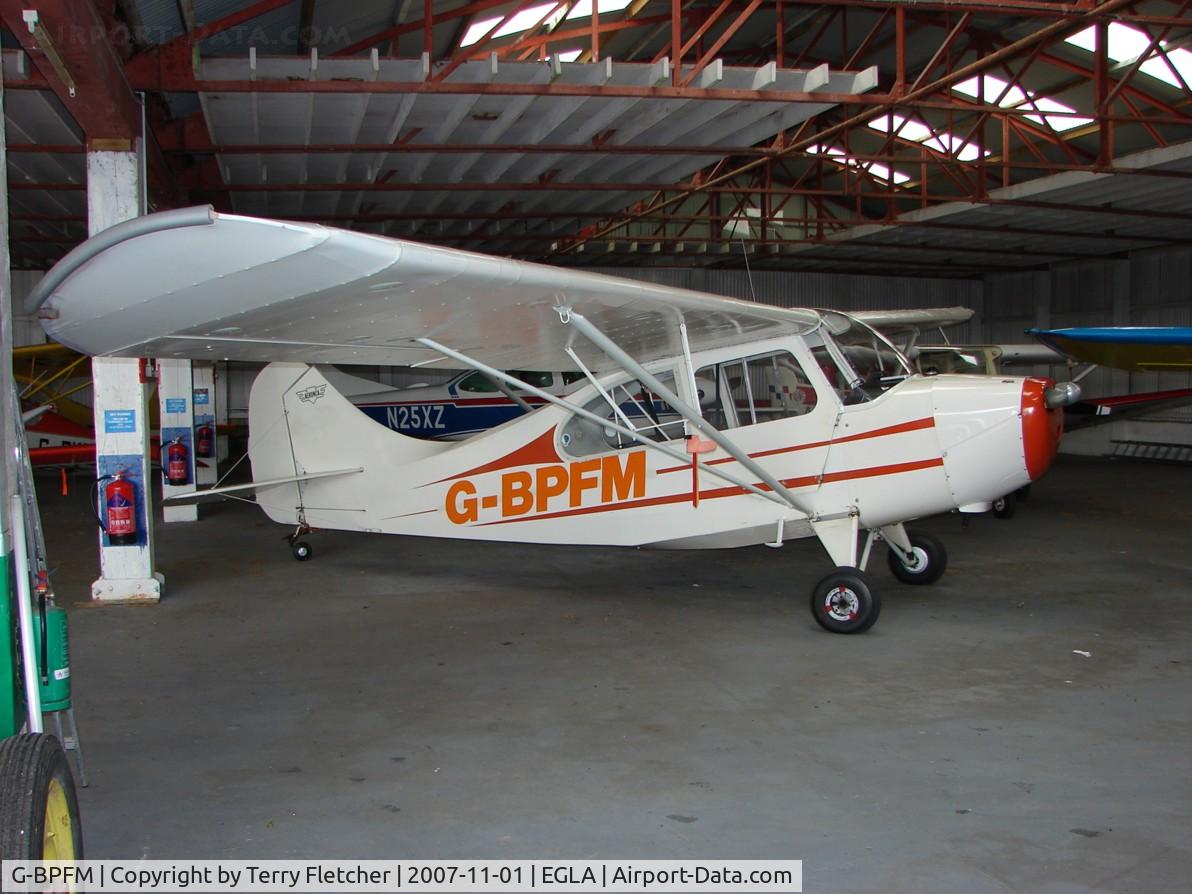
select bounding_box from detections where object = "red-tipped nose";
[1022,378,1063,481]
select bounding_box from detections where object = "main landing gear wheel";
[992,493,1017,519]
[887,531,948,585]
[292,541,313,562]
[810,568,881,634]
[0,733,84,860]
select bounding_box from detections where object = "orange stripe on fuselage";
[475,457,944,527]
[655,416,935,475]
[433,426,563,485]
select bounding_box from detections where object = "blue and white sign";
[103,410,136,434]
[193,388,210,406]
[165,398,187,414]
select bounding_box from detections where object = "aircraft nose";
[1021,377,1063,481]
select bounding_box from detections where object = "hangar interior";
[1,0,1190,888]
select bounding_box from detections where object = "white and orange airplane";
[27,207,1077,634]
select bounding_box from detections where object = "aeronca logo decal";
[445,451,646,524]
[296,385,327,404]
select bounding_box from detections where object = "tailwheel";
[285,524,316,561]
[887,531,947,585]
[810,568,881,634]
[0,734,84,860]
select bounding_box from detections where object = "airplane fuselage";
[247,333,1059,551]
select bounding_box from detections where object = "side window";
[561,372,683,457]
[457,371,499,393]
[696,351,817,429]
[509,370,553,389]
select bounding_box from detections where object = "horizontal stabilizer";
[162,467,364,502]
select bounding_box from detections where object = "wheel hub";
[824,585,859,621]
[900,546,928,573]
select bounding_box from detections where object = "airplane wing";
[29,207,821,373]
[851,307,973,332]
[1026,327,1192,372]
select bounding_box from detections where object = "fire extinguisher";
[99,471,138,546]
[166,436,189,486]
[195,422,214,458]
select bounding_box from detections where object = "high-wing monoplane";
[27,208,1078,634]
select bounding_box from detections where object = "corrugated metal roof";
[196,55,875,230]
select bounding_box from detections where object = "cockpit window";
[810,313,913,405]
[695,351,817,430]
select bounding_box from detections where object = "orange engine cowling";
[1021,378,1063,481]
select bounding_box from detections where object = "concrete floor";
[36,456,1192,893]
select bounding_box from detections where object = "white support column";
[158,359,198,522]
[88,149,162,603]
[215,363,231,463]
[192,362,218,487]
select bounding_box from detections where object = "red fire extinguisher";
[103,471,138,546]
[195,422,214,458]
[166,436,190,486]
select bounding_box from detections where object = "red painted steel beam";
[568,0,1142,250]
[159,0,292,50]
[0,0,140,142]
[678,0,764,88]
[501,15,668,55]
[333,0,522,57]
[123,0,295,89]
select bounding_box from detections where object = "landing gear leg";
[883,524,948,585]
[808,513,881,634]
[285,524,316,562]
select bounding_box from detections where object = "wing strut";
[562,310,811,515]
[414,337,790,509]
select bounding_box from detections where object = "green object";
[35,606,71,713]
[0,551,18,738]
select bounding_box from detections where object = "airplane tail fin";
[247,363,441,529]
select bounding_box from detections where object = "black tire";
[0,733,84,860]
[292,541,313,561]
[810,568,881,634]
[992,493,1017,520]
[886,531,948,585]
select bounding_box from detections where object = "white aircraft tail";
[247,363,442,529]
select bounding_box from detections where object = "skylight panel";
[807,145,911,185]
[461,3,563,47]
[953,75,1027,106]
[952,74,1092,132]
[1066,23,1192,90]
[565,0,634,19]
[866,114,985,161]
[556,49,583,62]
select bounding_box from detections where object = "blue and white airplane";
[322,366,588,440]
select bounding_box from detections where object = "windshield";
[811,312,914,405]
